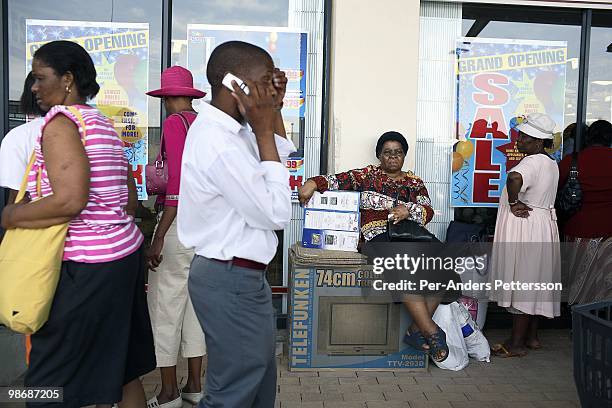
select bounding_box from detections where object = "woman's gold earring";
[66,86,71,93]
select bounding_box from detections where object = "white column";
[415,1,462,240]
[285,0,326,288]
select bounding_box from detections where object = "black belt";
[212,257,267,271]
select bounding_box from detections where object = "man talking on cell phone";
[177,41,296,408]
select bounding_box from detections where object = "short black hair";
[33,40,100,100]
[570,124,585,140]
[376,131,409,157]
[20,72,45,116]
[563,122,587,148]
[206,41,273,94]
[563,123,576,139]
[543,138,554,149]
[586,120,612,147]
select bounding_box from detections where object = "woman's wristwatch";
[508,199,519,206]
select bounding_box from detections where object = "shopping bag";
[0,106,85,334]
[452,302,491,362]
[458,296,489,330]
[432,304,469,371]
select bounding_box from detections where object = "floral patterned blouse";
[310,165,434,241]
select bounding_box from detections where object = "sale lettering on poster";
[187,25,307,148]
[26,20,150,200]
[452,38,566,207]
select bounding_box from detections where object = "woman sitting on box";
[298,131,449,362]
[299,131,434,242]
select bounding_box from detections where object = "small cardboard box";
[302,191,361,252]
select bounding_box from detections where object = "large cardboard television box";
[287,246,428,371]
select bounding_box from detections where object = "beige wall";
[328,0,421,174]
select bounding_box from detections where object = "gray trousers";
[188,256,277,408]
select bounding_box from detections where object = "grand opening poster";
[452,38,567,207]
[26,20,150,200]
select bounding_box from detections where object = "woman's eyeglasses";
[381,149,405,158]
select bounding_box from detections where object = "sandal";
[424,326,449,363]
[491,343,528,358]
[403,329,429,352]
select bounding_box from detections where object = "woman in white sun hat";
[489,112,561,358]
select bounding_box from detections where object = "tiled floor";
[141,329,580,408]
[4,329,580,407]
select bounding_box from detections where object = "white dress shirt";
[177,101,296,264]
[0,117,44,190]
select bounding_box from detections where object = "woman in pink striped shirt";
[1,41,155,407]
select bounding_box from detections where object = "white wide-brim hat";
[515,113,556,140]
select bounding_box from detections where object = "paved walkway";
[3,329,578,407]
[141,329,580,408]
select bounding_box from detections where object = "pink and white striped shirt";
[27,104,143,263]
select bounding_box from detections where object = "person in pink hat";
[145,65,206,408]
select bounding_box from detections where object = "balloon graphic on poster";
[452,152,465,172]
[455,140,474,159]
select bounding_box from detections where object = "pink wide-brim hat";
[147,66,206,98]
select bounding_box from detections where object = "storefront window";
[171,0,306,292]
[3,0,324,322]
[8,0,163,204]
[462,4,582,132]
[170,0,303,153]
[452,4,582,226]
[587,10,612,125]
[171,0,289,68]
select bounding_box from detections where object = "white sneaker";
[180,388,203,405]
[147,395,183,408]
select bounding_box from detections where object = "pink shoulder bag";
[145,112,191,195]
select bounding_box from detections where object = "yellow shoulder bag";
[0,106,87,334]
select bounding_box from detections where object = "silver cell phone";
[222,72,250,95]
